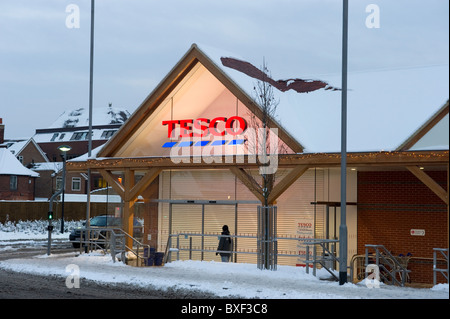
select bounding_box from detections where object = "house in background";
[33,105,130,162]
[1,105,130,199]
[30,105,130,198]
[0,147,39,200]
[3,137,49,168]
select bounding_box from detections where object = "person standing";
[216,225,232,262]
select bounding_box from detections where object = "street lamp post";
[339,0,349,285]
[58,145,72,233]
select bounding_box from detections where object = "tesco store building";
[68,44,449,284]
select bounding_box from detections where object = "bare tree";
[247,59,287,207]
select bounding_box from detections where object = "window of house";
[10,175,18,190]
[72,177,82,191]
[50,133,59,141]
[56,177,63,190]
[17,156,23,164]
[70,132,89,141]
[94,177,107,189]
[101,130,117,139]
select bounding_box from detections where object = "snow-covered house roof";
[30,162,62,173]
[33,106,131,144]
[0,148,39,177]
[48,106,130,128]
[3,137,49,162]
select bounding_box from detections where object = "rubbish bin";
[144,247,156,266]
[155,252,164,266]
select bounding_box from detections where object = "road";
[0,239,216,299]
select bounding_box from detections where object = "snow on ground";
[0,220,448,299]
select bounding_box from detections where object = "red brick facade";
[0,175,36,200]
[357,170,448,284]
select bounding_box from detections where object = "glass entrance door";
[169,202,237,262]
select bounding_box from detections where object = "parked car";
[69,215,143,248]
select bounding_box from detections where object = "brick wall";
[357,170,448,284]
[0,175,36,200]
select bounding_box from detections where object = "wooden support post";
[123,169,135,250]
[267,165,309,205]
[229,167,265,203]
[406,166,448,204]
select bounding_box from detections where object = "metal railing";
[77,228,151,267]
[364,244,411,287]
[433,248,449,285]
[302,239,340,279]
[164,232,257,264]
[163,231,340,278]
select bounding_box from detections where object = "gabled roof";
[7,137,49,162]
[0,148,39,177]
[98,44,303,158]
[396,100,449,151]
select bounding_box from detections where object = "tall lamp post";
[339,0,349,285]
[58,145,72,233]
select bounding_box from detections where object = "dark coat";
[217,231,232,257]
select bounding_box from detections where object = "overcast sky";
[0,0,448,148]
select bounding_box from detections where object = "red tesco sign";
[162,116,248,138]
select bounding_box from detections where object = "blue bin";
[144,247,156,257]
[145,255,155,266]
[155,252,164,266]
[143,247,156,266]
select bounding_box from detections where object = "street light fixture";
[58,144,72,233]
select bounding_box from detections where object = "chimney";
[0,118,4,145]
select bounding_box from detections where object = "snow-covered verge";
[0,220,448,299]
[0,219,82,243]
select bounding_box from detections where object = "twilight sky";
[0,0,448,151]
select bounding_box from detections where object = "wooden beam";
[98,169,125,199]
[123,168,135,201]
[268,165,309,205]
[67,150,449,172]
[397,100,449,151]
[407,166,448,204]
[127,168,161,202]
[229,167,265,203]
[122,198,135,250]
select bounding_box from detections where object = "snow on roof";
[49,106,130,128]
[196,44,449,153]
[32,127,119,144]
[3,139,28,155]
[0,148,39,177]
[30,162,62,173]
[68,145,103,162]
